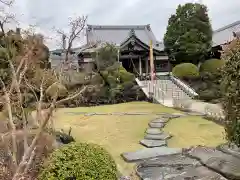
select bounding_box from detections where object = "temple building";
[212,20,240,58]
[75,24,169,75]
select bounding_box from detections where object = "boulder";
[186,146,240,180]
[121,147,182,162]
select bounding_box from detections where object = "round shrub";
[200,59,225,73]
[172,63,199,79]
[46,82,68,98]
[39,142,118,180]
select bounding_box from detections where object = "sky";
[6,0,240,50]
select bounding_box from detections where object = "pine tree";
[164,3,212,65]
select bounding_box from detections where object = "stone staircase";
[136,75,198,107]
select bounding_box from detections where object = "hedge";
[200,59,225,73]
[172,63,199,79]
[39,142,118,180]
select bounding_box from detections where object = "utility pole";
[149,40,154,100]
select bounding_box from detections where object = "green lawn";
[52,101,226,175]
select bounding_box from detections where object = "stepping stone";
[217,143,240,159]
[149,122,165,128]
[161,113,181,119]
[121,147,182,162]
[145,128,163,135]
[144,133,171,140]
[140,139,166,148]
[187,146,240,180]
[151,118,169,123]
[85,113,96,116]
[125,112,149,115]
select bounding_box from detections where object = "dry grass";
[52,101,226,176]
[52,102,177,174]
[164,116,226,148]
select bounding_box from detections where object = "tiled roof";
[86,24,164,50]
[213,20,240,46]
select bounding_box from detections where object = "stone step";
[140,139,166,148]
[145,128,163,135]
[121,147,182,162]
[151,118,169,124]
[149,122,165,128]
[144,133,172,140]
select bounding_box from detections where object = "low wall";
[173,99,224,123]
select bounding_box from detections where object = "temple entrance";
[121,58,139,74]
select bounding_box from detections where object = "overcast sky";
[8,0,240,50]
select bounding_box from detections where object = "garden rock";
[172,166,227,180]
[186,146,240,180]
[140,139,166,148]
[136,155,197,180]
[144,133,171,140]
[151,118,169,123]
[136,154,226,180]
[121,147,182,162]
[145,128,163,135]
[148,122,165,128]
[217,143,240,159]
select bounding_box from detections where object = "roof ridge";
[214,20,240,33]
[87,24,148,30]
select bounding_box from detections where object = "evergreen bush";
[200,59,225,74]
[39,142,118,180]
[221,39,240,147]
[172,63,199,79]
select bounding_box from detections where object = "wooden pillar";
[139,56,142,75]
[146,57,149,75]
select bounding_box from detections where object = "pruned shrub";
[200,59,225,74]
[61,70,89,88]
[221,39,240,147]
[119,69,134,82]
[31,69,57,90]
[46,82,68,98]
[198,89,216,102]
[39,142,118,180]
[172,63,199,79]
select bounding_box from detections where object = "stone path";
[64,111,187,117]
[120,113,240,180]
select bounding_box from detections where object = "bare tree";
[0,42,88,179]
[0,0,14,6]
[0,0,16,36]
[56,15,87,62]
[0,20,88,180]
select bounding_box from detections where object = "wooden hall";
[77,24,169,75]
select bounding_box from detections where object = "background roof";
[86,24,164,50]
[213,20,240,46]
